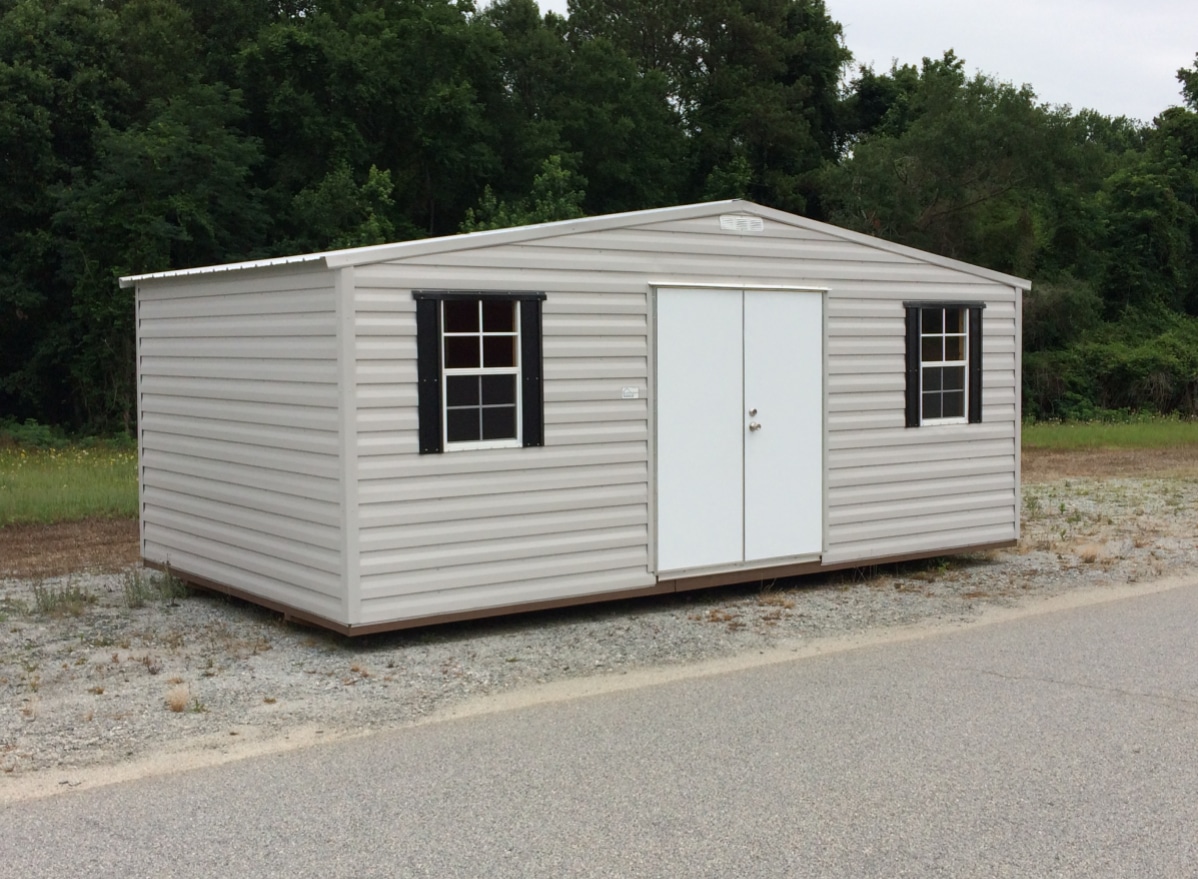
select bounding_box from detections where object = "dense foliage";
[1,0,1196,431]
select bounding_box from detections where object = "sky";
[533,0,1196,123]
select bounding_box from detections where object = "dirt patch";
[1022,445,1198,481]
[0,518,140,579]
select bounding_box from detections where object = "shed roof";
[119,199,1032,290]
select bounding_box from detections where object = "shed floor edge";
[144,539,1017,636]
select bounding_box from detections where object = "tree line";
[2,0,1196,432]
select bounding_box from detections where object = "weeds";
[31,580,96,617]
[122,570,189,609]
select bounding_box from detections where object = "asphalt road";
[6,582,1198,878]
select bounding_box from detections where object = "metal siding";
[137,268,345,621]
[823,282,1019,562]
[138,208,1019,628]
[350,217,1018,621]
[353,271,653,620]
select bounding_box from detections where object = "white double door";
[656,287,823,572]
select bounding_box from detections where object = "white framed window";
[919,306,968,423]
[442,299,522,449]
[904,301,984,427]
[414,291,545,454]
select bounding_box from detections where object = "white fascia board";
[118,253,329,288]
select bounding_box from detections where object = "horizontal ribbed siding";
[353,278,654,624]
[137,268,344,618]
[350,214,1018,621]
[823,295,1019,565]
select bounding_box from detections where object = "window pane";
[444,300,479,333]
[447,375,480,407]
[924,367,943,391]
[942,391,965,418]
[482,301,515,333]
[483,335,516,367]
[445,336,479,369]
[922,337,942,362]
[482,405,517,440]
[942,366,965,391]
[923,392,942,420]
[446,408,480,442]
[921,308,943,333]
[944,308,964,333]
[481,374,516,406]
[944,336,965,361]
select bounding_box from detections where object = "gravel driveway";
[3,474,1197,791]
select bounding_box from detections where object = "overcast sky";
[533,0,1195,122]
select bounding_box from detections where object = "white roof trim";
[118,199,1031,290]
[118,252,327,287]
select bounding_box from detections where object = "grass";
[122,569,189,609]
[31,580,97,617]
[1023,418,1198,450]
[0,440,137,526]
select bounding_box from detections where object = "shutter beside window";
[520,298,544,447]
[415,297,443,454]
[968,305,983,424]
[904,306,920,428]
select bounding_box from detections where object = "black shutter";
[904,305,921,428]
[520,298,544,447]
[415,297,443,453]
[968,305,983,424]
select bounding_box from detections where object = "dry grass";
[165,685,190,713]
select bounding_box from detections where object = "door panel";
[656,287,823,573]
[656,289,744,571]
[743,291,823,560]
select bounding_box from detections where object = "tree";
[567,0,851,213]
[822,52,1079,274]
[52,83,267,430]
[460,154,587,231]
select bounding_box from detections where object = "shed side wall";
[137,267,345,620]
[350,213,1019,624]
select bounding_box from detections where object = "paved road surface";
[6,582,1198,878]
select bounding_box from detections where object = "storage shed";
[121,200,1028,634]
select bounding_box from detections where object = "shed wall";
[350,212,1019,624]
[137,267,345,620]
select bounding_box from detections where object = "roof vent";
[719,215,764,233]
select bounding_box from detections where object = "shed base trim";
[145,539,1016,636]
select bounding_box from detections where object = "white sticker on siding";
[719,215,765,233]
[622,386,640,399]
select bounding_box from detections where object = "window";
[904,302,983,427]
[414,291,545,453]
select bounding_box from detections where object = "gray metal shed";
[120,200,1029,634]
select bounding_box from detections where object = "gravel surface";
[3,475,1196,782]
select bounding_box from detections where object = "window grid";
[920,307,968,423]
[441,300,522,448]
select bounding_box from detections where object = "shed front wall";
[137,266,347,622]
[349,212,1020,625]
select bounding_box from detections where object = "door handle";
[748,421,762,431]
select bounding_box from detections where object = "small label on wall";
[622,387,640,399]
[720,215,764,233]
